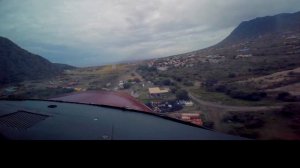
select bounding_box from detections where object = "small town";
[148,54,227,71]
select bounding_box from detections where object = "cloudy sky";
[0,0,300,67]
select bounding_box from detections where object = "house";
[119,81,124,88]
[180,113,203,126]
[184,101,194,106]
[181,113,200,118]
[74,88,86,92]
[148,87,170,97]
[157,66,168,71]
[236,54,252,59]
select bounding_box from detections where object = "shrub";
[288,71,296,76]
[173,76,182,82]
[170,86,178,94]
[277,92,290,100]
[203,121,215,129]
[133,78,141,83]
[154,78,173,86]
[215,84,227,93]
[245,119,265,129]
[203,79,218,87]
[228,73,237,78]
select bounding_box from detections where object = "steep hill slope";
[0,37,75,84]
[218,11,300,46]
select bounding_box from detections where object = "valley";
[1,11,300,140]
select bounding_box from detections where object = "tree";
[176,90,189,100]
[123,83,131,89]
[215,84,227,93]
[162,79,171,86]
[170,86,178,94]
[183,81,194,86]
[277,92,298,102]
[203,79,218,87]
[174,76,182,82]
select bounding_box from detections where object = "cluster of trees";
[207,82,267,101]
[203,77,300,102]
[223,112,265,129]
[120,78,142,90]
[137,65,158,82]
[203,79,219,89]
[228,73,237,78]
[227,90,267,101]
[277,92,299,102]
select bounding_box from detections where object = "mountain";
[0,37,75,84]
[151,10,300,87]
[218,11,300,46]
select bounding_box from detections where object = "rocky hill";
[218,11,300,46]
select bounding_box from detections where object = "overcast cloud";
[0,0,300,66]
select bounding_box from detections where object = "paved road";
[174,80,280,112]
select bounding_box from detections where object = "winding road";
[135,70,281,112]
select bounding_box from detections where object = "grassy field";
[66,64,131,75]
[1,64,138,99]
[190,88,276,106]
